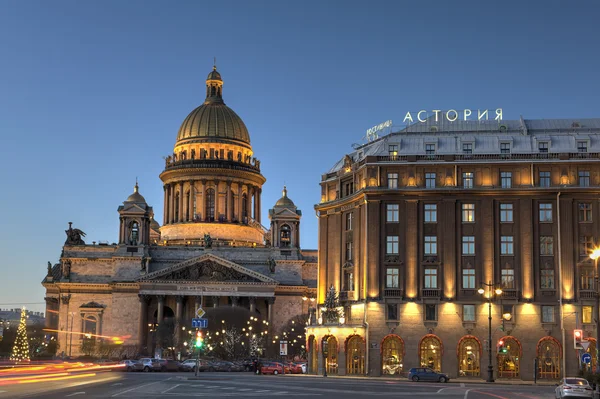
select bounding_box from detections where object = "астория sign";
[403,108,503,123]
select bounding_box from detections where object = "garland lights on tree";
[10,308,30,362]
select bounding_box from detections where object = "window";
[388,144,398,157]
[424,268,437,288]
[500,172,512,188]
[463,305,475,322]
[205,188,215,221]
[462,236,475,255]
[500,203,513,222]
[540,236,554,256]
[579,203,592,222]
[501,269,515,289]
[462,269,475,289]
[424,236,437,255]
[425,144,435,155]
[424,204,437,223]
[130,222,139,245]
[462,203,475,223]
[581,269,594,290]
[539,171,551,187]
[583,306,593,324]
[500,236,514,255]
[500,143,511,154]
[280,224,291,247]
[345,212,353,230]
[425,304,437,321]
[462,143,473,154]
[386,204,399,223]
[387,303,398,320]
[580,236,594,256]
[579,171,590,187]
[387,173,399,189]
[386,236,399,254]
[463,172,474,188]
[386,268,399,288]
[542,306,555,323]
[541,269,555,289]
[538,142,549,153]
[539,203,553,222]
[578,141,588,153]
[344,182,354,196]
[345,242,353,261]
[425,173,436,188]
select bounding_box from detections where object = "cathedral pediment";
[140,253,277,284]
[270,208,300,218]
[119,203,147,213]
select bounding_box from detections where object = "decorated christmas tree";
[10,308,30,362]
[322,285,342,324]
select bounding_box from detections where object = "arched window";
[322,335,338,375]
[346,335,365,375]
[537,337,561,379]
[381,335,404,375]
[205,189,215,221]
[308,335,318,374]
[280,224,291,247]
[497,336,521,378]
[419,335,442,371]
[130,222,139,245]
[242,194,248,219]
[458,336,481,377]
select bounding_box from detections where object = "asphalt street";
[0,372,558,399]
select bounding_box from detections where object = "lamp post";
[478,281,502,383]
[590,248,600,373]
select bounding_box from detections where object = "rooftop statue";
[65,222,86,245]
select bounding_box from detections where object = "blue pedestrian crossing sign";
[582,353,592,364]
[192,318,208,329]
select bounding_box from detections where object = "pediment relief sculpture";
[152,260,261,283]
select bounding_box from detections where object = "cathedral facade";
[42,67,316,358]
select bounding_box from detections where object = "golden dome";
[275,186,295,207]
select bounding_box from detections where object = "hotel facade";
[307,116,600,380]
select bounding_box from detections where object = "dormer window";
[462,143,473,154]
[578,141,588,153]
[538,142,549,153]
[500,143,511,154]
[425,144,436,155]
[388,145,398,157]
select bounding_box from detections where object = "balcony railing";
[580,290,596,300]
[374,152,600,163]
[501,289,519,300]
[384,289,403,298]
[422,289,440,298]
[164,158,261,173]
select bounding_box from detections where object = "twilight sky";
[1,0,599,312]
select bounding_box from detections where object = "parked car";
[180,359,210,372]
[138,358,162,372]
[120,359,143,372]
[408,367,449,382]
[287,362,304,374]
[297,362,307,374]
[158,359,180,372]
[555,377,593,398]
[260,362,284,375]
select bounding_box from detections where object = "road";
[0,372,557,399]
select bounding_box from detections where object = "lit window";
[583,306,593,324]
[346,213,353,230]
[463,172,474,188]
[462,203,475,223]
[500,203,513,222]
[501,269,515,289]
[424,269,437,289]
[386,268,399,288]
[462,143,473,154]
[500,172,512,188]
[463,305,475,322]
[540,236,554,256]
[425,173,436,188]
[424,236,437,255]
[539,203,553,222]
[462,236,475,255]
[388,144,398,157]
[500,236,514,255]
[579,203,592,222]
[538,142,549,153]
[424,204,437,223]
[425,144,435,155]
[386,204,399,223]
[539,171,550,187]
[579,171,590,187]
[462,269,475,289]
[542,306,555,323]
[541,269,554,289]
[388,173,399,189]
[386,236,399,254]
[578,141,588,153]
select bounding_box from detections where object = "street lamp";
[589,248,600,373]
[478,281,502,383]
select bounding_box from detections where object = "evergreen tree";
[10,308,30,362]
[322,286,342,324]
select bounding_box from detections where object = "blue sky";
[1,0,599,312]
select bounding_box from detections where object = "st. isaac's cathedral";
[42,66,317,357]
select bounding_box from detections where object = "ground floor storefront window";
[537,336,561,379]
[497,336,521,378]
[381,335,404,375]
[419,334,442,371]
[458,336,480,377]
[346,335,365,375]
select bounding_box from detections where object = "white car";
[555,377,593,398]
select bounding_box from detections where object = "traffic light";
[497,339,507,354]
[195,331,203,348]
[574,329,583,349]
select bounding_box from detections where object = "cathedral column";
[169,184,175,224]
[227,181,233,222]
[163,185,168,225]
[119,217,124,244]
[188,181,194,221]
[249,297,256,313]
[257,188,261,224]
[247,186,254,220]
[157,295,165,325]
[231,296,239,307]
[175,296,184,346]
[200,180,206,221]
[212,296,220,308]
[267,297,275,326]
[253,187,258,220]
[138,295,149,352]
[238,183,244,221]
[178,182,184,223]
[214,180,220,220]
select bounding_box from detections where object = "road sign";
[581,341,591,351]
[280,340,288,356]
[582,353,592,364]
[192,318,208,329]
[195,307,205,319]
